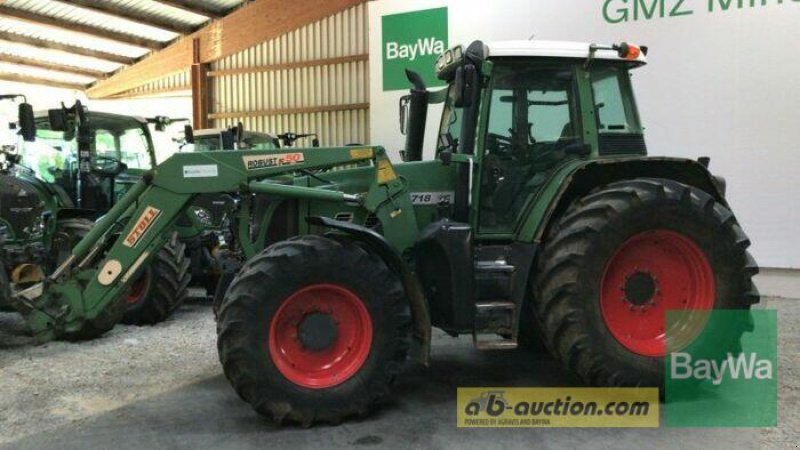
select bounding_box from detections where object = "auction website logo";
[664,309,777,427]
[457,388,658,428]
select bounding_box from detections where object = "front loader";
[7,39,758,425]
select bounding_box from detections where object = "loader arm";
[14,146,417,342]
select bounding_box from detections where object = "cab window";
[119,127,151,169]
[591,65,642,134]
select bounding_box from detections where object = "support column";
[191,38,210,129]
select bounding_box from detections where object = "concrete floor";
[0,297,796,450]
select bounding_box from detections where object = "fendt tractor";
[4,40,758,425]
[0,104,193,324]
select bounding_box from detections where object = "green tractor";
[7,40,757,425]
[0,103,190,324]
[184,123,281,151]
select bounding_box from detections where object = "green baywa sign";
[665,309,777,427]
[381,7,448,91]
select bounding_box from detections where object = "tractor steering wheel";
[486,133,514,157]
[91,155,127,177]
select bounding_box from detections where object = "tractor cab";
[402,40,648,233]
[21,109,156,216]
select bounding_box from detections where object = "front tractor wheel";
[532,178,758,387]
[217,235,411,425]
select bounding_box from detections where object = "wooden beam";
[207,54,369,77]
[191,38,210,129]
[0,54,106,78]
[208,103,369,120]
[106,84,191,99]
[65,0,195,34]
[155,0,225,19]
[0,31,136,65]
[0,5,167,50]
[87,0,365,98]
[0,72,87,90]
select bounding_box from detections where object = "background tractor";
[0,102,190,324]
[5,39,758,426]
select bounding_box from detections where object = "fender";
[516,156,729,243]
[307,216,432,366]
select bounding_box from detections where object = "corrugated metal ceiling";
[0,0,246,89]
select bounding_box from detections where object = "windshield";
[240,133,278,150]
[437,84,464,154]
[192,132,279,152]
[193,135,222,152]
[18,128,73,182]
[20,114,154,181]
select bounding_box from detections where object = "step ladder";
[473,259,519,350]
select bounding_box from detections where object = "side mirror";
[454,64,477,108]
[236,121,244,145]
[18,103,35,142]
[220,130,235,150]
[312,138,320,147]
[48,109,67,131]
[184,124,194,143]
[74,100,86,125]
[398,94,411,135]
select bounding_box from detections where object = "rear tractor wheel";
[121,237,191,325]
[217,235,411,425]
[532,178,758,387]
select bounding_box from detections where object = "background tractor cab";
[22,105,156,217]
[182,123,280,151]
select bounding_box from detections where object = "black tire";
[0,260,11,312]
[211,271,236,319]
[532,178,758,387]
[121,238,191,325]
[217,235,411,425]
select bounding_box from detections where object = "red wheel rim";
[126,274,148,305]
[600,230,715,357]
[269,284,373,389]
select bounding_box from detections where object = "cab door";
[475,60,584,236]
[114,126,156,203]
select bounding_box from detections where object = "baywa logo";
[670,352,773,386]
[381,7,448,91]
[664,309,777,427]
[385,37,445,62]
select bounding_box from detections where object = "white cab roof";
[484,40,648,64]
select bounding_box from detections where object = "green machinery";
[0,103,190,324]
[6,40,758,424]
